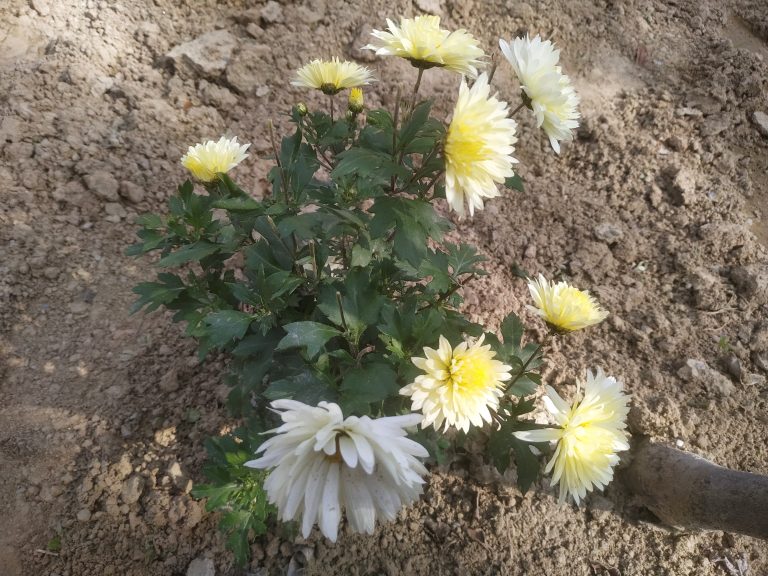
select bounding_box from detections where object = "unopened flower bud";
[296,102,308,117]
[348,87,364,114]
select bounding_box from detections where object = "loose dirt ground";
[2,0,768,575]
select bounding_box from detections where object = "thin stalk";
[419,273,476,311]
[268,120,286,200]
[507,332,551,389]
[409,67,424,114]
[335,291,348,332]
[510,102,526,116]
[329,94,335,123]
[391,86,401,193]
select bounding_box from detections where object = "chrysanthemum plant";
[130,19,626,564]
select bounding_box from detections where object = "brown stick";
[625,440,768,539]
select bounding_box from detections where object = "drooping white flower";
[444,73,518,217]
[292,58,375,95]
[245,400,428,542]
[499,35,580,153]
[527,274,608,332]
[181,136,250,182]
[401,335,513,433]
[365,15,485,77]
[515,369,630,504]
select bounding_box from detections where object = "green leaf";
[332,148,409,186]
[264,369,336,404]
[419,249,453,292]
[47,535,62,552]
[157,241,220,267]
[276,321,342,358]
[317,270,386,340]
[447,243,486,277]
[350,244,372,268]
[500,312,524,350]
[505,174,525,192]
[204,310,253,347]
[507,373,540,397]
[131,273,186,313]
[397,100,432,152]
[227,530,251,567]
[340,363,399,414]
[511,437,539,493]
[192,482,240,511]
[212,197,263,212]
[136,213,163,229]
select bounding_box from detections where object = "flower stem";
[507,332,551,391]
[329,95,335,123]
[510,102,526,116]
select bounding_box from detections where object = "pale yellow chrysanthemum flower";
[181,136,250,182]
[365,15,485,77]
[348,87,364,113]
[292,58,375,95]
[499,35,580,154]
[401,335,512,433]
[444,73,518,217]
[514,369,630,504]
[527,274,608,332]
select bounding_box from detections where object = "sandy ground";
[2,0,768,574]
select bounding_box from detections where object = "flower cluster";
[160,13,628,549]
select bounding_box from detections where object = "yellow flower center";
[449,350,495,393]
[445,120,487,169]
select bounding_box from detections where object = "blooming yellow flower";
[365,15,484,77]
[292,58,374,95]
[401,335,512,433]
[180,136,250,182]
[444,73,518,217]
[499,35,580,154]
[527,274,608,332]
[348,87,364,113]
[514,369,630,504]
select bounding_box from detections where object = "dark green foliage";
[129,99,541,564]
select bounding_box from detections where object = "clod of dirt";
[751,110,768,137]
[186,557,215,576]
[119,181,145,204]
[678,359,736,397]
[84,171,120,202]
[414,0,443,16]
[593,222,625,244]
[260,1,285,25]
[121,475,144,505]
[166,30,239,78]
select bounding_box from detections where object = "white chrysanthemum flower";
[527,274,608,332]
[365,15,485,77]
[499,35,580,154]
[292,58,375,95]
[443,73,518,217]
[515,369,630,504]
[401,335,512,433]
[180,136,250,182]
[245,400,428,542]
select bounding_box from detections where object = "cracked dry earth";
[2,0,768,575]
